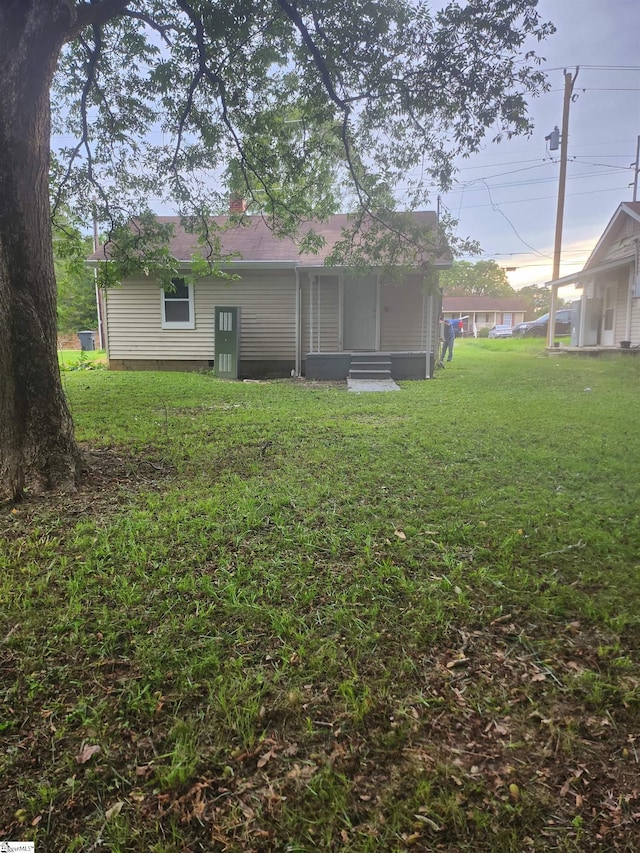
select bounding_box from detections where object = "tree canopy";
[54,221,99,334]
[518,282,553,316]
[439,259,516,297]
[50,0,554,270]
[0,0,555,498]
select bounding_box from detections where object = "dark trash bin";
[78,330,96,351]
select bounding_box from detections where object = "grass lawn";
[2,339,640,851]
[58,349,108,369]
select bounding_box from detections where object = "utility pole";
[548,67,579,348]
[632,134,640,203]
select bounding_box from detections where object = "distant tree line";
[440,260,562,318]
[54,222,97,335]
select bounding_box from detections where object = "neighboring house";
[89,212,450,380]
[548,202,640,349]
[442,296,528,333]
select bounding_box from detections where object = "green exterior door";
[215,307,240,378]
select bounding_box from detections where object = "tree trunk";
[0,2,83,500]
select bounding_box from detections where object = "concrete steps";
[348,354,392,381]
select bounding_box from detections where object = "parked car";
[511,308,573,338]
[488,324,512,338]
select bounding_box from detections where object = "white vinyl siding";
[105,271,296,361]
[613,277,630,344]
[105,279,210,360]
[631,295,640,342]
[213,271,297,360]
[300,275,340,352]
[380,279,426,350]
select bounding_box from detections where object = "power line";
[544,65,640,72]
[438,184,630,210]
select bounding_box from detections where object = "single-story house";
[547,202,640,349]
[89,212,450,380]
[442,296,528,334]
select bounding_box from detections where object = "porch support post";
[309,275,314,353]
[338,273,344,350]
[375,273,381,350]
[317,275,321,352]
[625,264,634,342]
[548,285,559,347]
[294,267,301,376]
[578,290,587,348]
[424,281,434,378]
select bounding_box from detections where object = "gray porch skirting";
[304,352,433,381]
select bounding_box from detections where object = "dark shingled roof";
[89,211,450,267]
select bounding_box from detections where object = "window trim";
[161,278,195,330]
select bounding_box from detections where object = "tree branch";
[52,27,102,218]
[120,9,175,46]
[275,0,349,114]
[171,0,279,219]
[67,0,132,41]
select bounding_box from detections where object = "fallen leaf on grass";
[287,763,317,781]
[105,801,124,820]
[76,743,101,764]
[446,657,470,669]
[490,613,513,625]
[414,814,441,831]
[257,748,277,768]
[394,529,407,540]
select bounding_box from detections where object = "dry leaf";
[490,613,513,625]
[76,743,101,764]
[287,763,317,781]
[257,748,276,768]
[414,814,441,831]
[105,801,124,820]
[394,529,406,540]
[446,657,469,669]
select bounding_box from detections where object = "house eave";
[546,253,635,289]
[86,258,452,273]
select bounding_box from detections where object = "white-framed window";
[502,312,512,326]
[161,277,194,329]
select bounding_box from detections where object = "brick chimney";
[229,194,247,215]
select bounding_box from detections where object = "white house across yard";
[548,202,640,351]
[88,212,451,380]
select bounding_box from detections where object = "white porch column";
[625,264,634,342]
[294,268,301,376]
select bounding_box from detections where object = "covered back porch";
[297,269,440,379]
